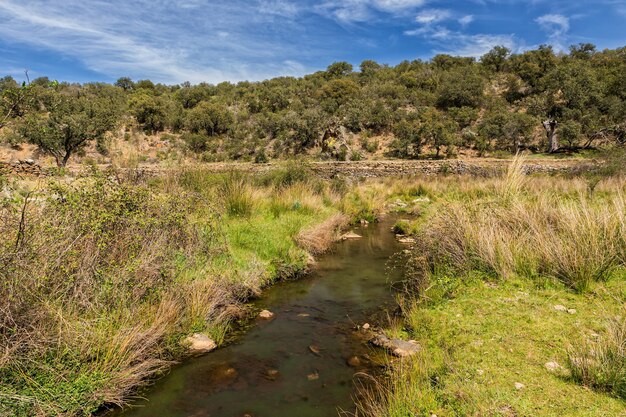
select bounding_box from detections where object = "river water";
[116,217,405,417]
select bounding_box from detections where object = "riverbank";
[358,162,626,416]
[0,163,384,416]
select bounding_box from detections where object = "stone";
[341,231,362,240]
[308,345,322,356]
[259,309,274,319]
[545,361,562,372]
[183,333,217,354]
[307,372,319,381]
[514,382,525,390]
[476,369,485,376]
[371,334,421,357]
[362,323,370,330]
[346,356,361,367]
[265,369,280,380]
[297,313,311,318]
[359,219,369,225]
[567,308,577,315]
[398,237,416,244]
[553,305,567,312]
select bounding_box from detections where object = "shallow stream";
[117,217,405,417]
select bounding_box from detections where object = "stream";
[116,216,406,417]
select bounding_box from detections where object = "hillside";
[1,44,625,168]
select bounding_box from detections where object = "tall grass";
[409,160,626,292]
[218,171,254,216]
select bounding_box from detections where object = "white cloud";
[458,15,474,26]
[415,9,452,24]
[258,0,300,18]
[535,14,570,35]
[0,0,314,83]
[373,0,427,12]
[316,0,428,24]
[535,13,570,50]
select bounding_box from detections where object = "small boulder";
[307,372,319,381]
[259,309,274,319]
[545,361,562,372]
[184,333,217,354]
[371,334,420,357]
[514,382,525,390]
[341,231,362,240]
[398,237,416,244]
[362,323,370,330]
[567,308,577,315]
[553,305,567,312]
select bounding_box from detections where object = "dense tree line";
[1,44,625,166]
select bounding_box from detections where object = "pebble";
[362,323,370,330]
[307,372,319,381]
[545,361,562,372]
[514,382,525,390]
[553,305,567,312]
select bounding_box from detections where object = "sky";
[0,0,624,85]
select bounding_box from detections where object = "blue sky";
[0,0,624,84]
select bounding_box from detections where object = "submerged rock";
[307,371,319,381]
[259,309,274,319]
[371,334,421,357]
[308,345,322,357]
[184,333,217,354]
[346,356,361,367]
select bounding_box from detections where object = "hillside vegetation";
[1,44,625,166]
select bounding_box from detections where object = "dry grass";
[295,213,349,255]
[411,159,626,292]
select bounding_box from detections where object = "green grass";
[367,275,626,417]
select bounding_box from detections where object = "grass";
[0,163,355,417]
[357,156,626,416]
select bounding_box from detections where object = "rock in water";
[184,333,217,354]
[341,231,362,240]
[371,334,420,357]
[346,356,361,367]
[259,309,274,319]
[308,345,322,357]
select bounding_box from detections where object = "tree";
[359,60,381,77]
[128,92,167,133]
[481,46,511,72]
[18,92,118,166]
[479,111,536,153]
[186,101,233,136]
[436,67,485,109]
[392,115,422,158]
[326,61,353,78]
[115,77,134,91]
[419,109,458,157]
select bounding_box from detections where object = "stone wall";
[0,160,50,177]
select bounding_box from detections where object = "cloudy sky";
[0,0,624,84]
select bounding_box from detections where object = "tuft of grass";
[568,310,626,399]
[218,171,254,217]
[295,213,349,255]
